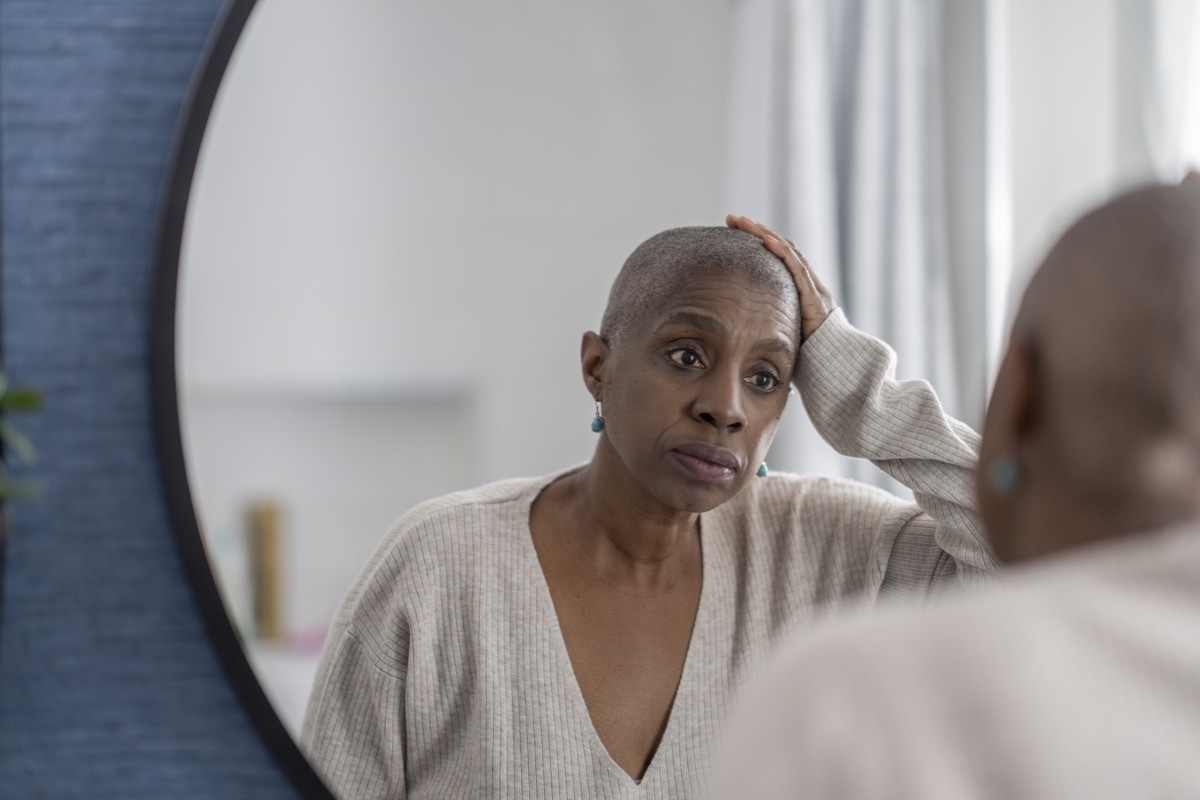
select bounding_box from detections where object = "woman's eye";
[667,348,703,368]
[748,371,780,391]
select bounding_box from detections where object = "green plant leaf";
[0,387,44,412]
[0,420,37,463]
[0,480,41,501]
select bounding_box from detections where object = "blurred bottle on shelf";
[248,499,285,644]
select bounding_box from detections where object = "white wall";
[181,0,734,481]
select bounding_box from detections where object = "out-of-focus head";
[980,181,1200,563]
[583,227,801,513]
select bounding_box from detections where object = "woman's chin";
[650,473,749,514]
[591,443,752,513]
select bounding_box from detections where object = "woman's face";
[595,270,800,513]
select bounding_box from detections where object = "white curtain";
[726,0,1199,492]
[726,0,964,492]
[1115,0,1200,185]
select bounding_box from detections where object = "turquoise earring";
[591,401,604,433]
[988,455,1020,494]
[757,462,768,478]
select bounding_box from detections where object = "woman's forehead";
[638,272,800,344]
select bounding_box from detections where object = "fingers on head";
[766,234,803,269]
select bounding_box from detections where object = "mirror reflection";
[176,0,1200,793]
[179,0,735,737]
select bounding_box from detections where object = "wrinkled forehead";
[601,227,801,348]
[664,264,796,313]
[633,266,801,342]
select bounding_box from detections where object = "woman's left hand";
[726,214,837,343]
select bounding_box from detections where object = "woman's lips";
[670,443,741,483]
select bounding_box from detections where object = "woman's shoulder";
[708,471,915,555]
[333,468,574,619]
[393,474,547,531]
[722,470,906,519]
[375,473,553,562]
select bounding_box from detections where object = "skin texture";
[529,221,831,780]
[978,179,1200,563]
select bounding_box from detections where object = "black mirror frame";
[150,1,335,797]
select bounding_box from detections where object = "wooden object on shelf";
[248,500,285,643]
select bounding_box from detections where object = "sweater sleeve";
[796,309,998,594]
[301,617,410,799]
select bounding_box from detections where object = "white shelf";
[179,378,473,405]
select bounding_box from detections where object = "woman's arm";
[798,309,996,589]
[301,621,409,798]
[727,215,997,592]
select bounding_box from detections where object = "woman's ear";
[580,331,610,400]
[982,336,1040,471]
[977,336,1041,562]
[1006,337,1038,446]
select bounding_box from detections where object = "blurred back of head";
[981,180,1200,563]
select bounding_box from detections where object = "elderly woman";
[301,217,996,798]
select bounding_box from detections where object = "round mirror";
[167,0,735,765]
[155,0,1200,794]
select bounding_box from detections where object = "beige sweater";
[301,310,996,799]
[714,525,1200,799]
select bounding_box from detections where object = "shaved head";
[983,180,1200,561]
[600,227,800,350]
[1017,183,1200,437]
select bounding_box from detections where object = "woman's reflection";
[301,219,997,797]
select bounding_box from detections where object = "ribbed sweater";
[714,525,1200,799]
[301,310,997,799]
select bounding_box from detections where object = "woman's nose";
[693,370,747,431]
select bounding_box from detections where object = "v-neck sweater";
[301,310,997,799]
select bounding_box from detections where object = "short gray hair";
[599,226,799,349]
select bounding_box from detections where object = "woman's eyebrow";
[755,336,796,357]
[658,310,727,335]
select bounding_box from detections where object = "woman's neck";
[550,460,700,591]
